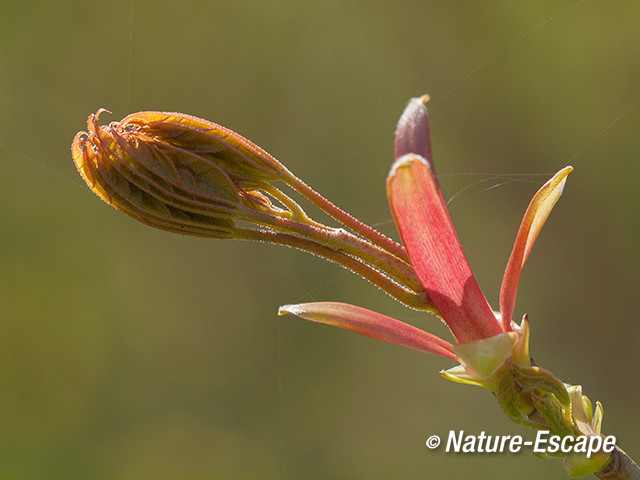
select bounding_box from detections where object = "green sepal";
[440,364,493,389]
[453,331,519,379]
[591,402,603,435]
[563,446,612,478]
[441,318,532,391]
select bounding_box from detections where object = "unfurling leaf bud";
[71,107,430,310]
[72,109,287,238]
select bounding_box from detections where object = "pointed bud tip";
[559,165,573,176]
[278,305,296,316]
[550,166,573,189]
[395,95,433,161]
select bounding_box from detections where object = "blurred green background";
[1,1,639,478]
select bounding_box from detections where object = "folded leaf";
[387,155,503,342]
[499,167,572,328]
[279,302,456,359]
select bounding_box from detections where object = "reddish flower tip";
[395,95,433,165]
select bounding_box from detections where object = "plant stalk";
[235,228,433,311]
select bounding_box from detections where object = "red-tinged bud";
[394,94,433,167]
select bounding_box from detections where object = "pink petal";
[499,166,573,329]
[387,155,503,342]
[279,302,456,359]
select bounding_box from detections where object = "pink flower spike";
[499,166,573,329]
[387,155,503,343]
[278,302,456,359]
